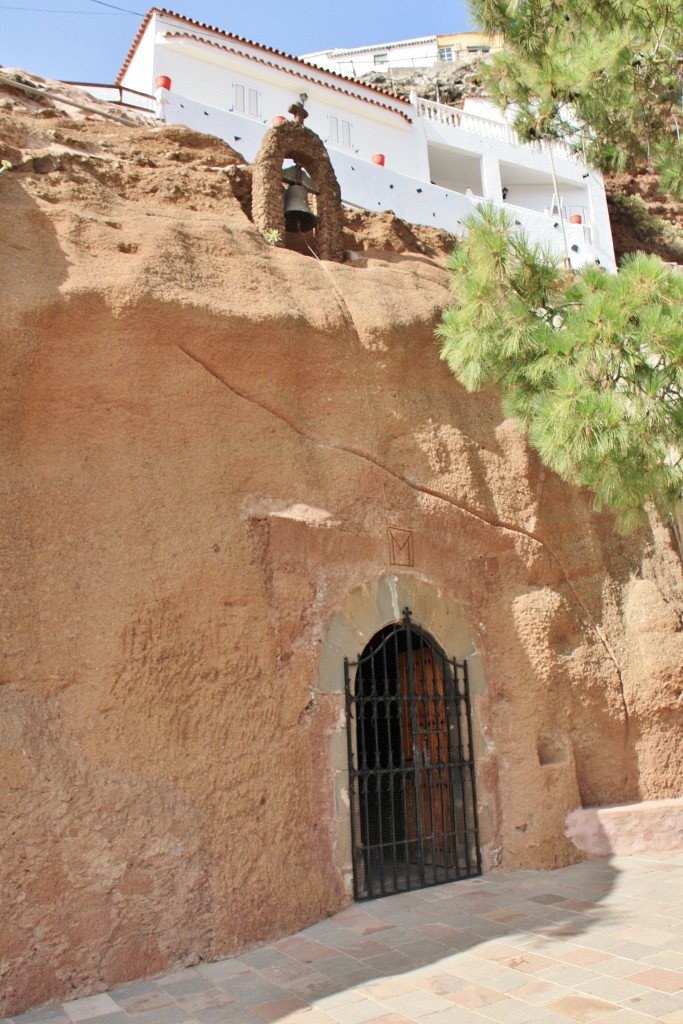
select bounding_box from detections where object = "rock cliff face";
[1,75,682,1016]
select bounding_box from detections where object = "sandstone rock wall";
[1,78,682,1015]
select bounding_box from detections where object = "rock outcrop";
[1,73,682,1016]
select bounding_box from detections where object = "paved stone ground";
[6,852,683,1024]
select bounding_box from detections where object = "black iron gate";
[344,608,481,900]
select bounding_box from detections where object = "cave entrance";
[344,608,481,900]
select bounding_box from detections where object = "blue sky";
[2,1,476,83]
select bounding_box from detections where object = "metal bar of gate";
[343,656,361,900]
[403,609,424,890]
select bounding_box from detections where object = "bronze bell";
[284,183,317,233]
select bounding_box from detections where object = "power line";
[0,5,139,11]
[0,0,143,11]
[87,0,143,14]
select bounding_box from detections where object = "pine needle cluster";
[470,0,683,197]
[437,204,683,531]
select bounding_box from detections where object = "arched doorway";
[344,607,481,900]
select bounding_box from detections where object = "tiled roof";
[116,7,413,122]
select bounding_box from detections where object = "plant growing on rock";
[438,203,683,532]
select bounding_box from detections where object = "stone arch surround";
[317,572,498,895]
[251,121,344,262]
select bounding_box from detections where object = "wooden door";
[399,649,454,868]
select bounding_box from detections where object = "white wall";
[120,12,158,95]
[146,32,425,180]
[301,38,438,76]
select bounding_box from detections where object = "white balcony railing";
[413,96,581,164]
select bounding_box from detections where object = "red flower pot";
[272,115,287,127]
[569,214,582,224]
[371,153,385,166]
[155,75,172,91]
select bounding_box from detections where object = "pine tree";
[470,0,683,195]
[437,204,683,531]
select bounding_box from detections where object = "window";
[373,52,388,65]
[328,115,353,148]
[233,83,259,117]
[438,46,454,61]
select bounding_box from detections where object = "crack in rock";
[178,341,629,720]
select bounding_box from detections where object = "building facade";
[301,31,503,75]
[116,8,616,271]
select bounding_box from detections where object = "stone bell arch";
[251,119,344,262]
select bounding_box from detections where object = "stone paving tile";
[282,1011,339,1024]
[603,1012,660,1024]
[217,974,291,1007]
[251,995,308,1022]
[9,1012,70,1024]
[314,956,367,980]
[323,1001,391,1024]
[260,961,316,987]
[110,1008,188,1024]
[195,960,252,984]
[360,953,419,976]
[156,980,213,999]
[508,978,577,1006]
[414,1009,484,1024]
[474,995,539,1023]
[355,981,417,1003]
[192,1010,260,1024]
[108,986,159,1006]
[410,971,470,997]
[447,984,505,1009]
[63,998,121,1022]
[641,950,683,969]
[316,967,381,989]
[537,962,605,987]
[558,947,613,967]
[191,1008,258,1024]
[381,992,454,1017]
[356,1016,415,1024]
[237,948,295,971]
[545,993,619,1022]
[626,967,683,992]
[174,990,235,1014]
[577,975,651,1003]
[502,951,560,974]
[281,972,344,1001]
[274,938,341,965]
[67,1015,131,1024]
[117,994,176,1017]
[588,956,649,980]
[469,940,523,962]
[367,940,444,967]
[621,989,683,1017]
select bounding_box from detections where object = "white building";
[116,8,616,271]
[300,35,439,77]
[301,31,502,77]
